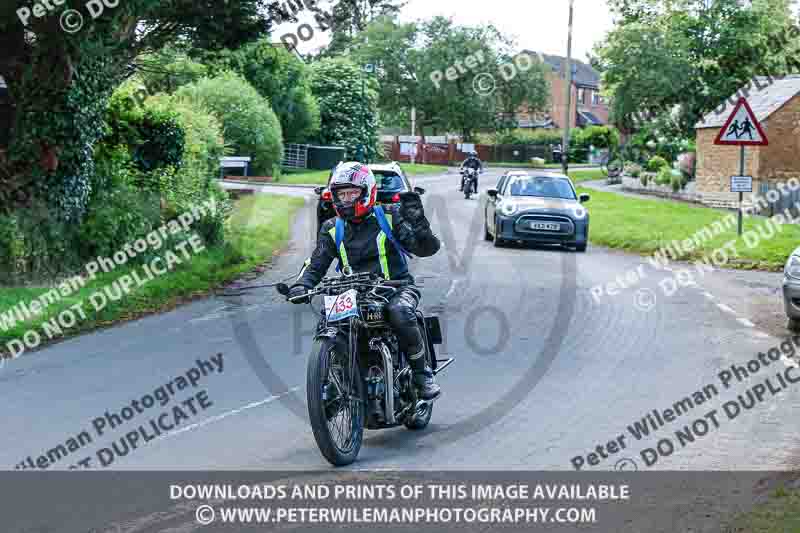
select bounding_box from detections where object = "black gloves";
[288,285,310,304]
[398,191,430,233]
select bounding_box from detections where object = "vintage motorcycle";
[460,167,478,199]
[277,270,454,466]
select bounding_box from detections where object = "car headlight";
[786,255,800,280]
[499,200,518,217]
[572,205,588,219]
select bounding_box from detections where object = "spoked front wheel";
[307,339,364,466]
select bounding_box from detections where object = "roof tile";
[696,75,800,129]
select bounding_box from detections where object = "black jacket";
[461,156,483,171]
[297,204,440,288]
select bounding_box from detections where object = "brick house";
[512,51,610,129]
[695,75,800,208]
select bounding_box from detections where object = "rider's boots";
[409,348,441,400]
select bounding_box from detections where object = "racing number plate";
[324,289,359,322]
[530,221,560,231]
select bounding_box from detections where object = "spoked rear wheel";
[307,339,364,466]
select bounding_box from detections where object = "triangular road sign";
[714,97,768,146]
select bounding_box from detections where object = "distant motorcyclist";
[460,151,483,193]
[288,162,442,400]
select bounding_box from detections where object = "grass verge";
[726,485,800,532]
[569,169,605,183]
[0,194,304,355]
[577,186,800,270]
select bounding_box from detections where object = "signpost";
[714,97,768,235]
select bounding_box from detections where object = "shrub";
[572,125,620,150]
[0,214,25,283]
[147,94,229,213]
[647,155,669,172]
[488,129,563,146]
[624,163,642,178]
[190,181,234,247]
[103,81,185,179]
[177,72,284,177]
[640,172,654,187]
[670,173,684,192]
[92,144,140,197]
[656,167,672,186]
[75,183,162,262]
[0,204,83,281]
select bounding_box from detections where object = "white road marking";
[736,318,756,328]
[716,303,737,315]
[781,355,799,368]
[703,292,715,300]
[445,279,462,299]
[158,387,301,441]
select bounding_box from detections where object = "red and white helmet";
[328,162,377,221]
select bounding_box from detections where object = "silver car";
[783,249,800,329]
[484,172,590,251]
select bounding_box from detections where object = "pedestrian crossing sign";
[714,97,768,146]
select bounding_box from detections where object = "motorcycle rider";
[287,162,442,400]
[460,150,483,193]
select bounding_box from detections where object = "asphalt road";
[2,167,800,475]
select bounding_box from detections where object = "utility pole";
[561,0,574,176]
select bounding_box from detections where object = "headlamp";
[786,255,800,280]
[500,200,518,217]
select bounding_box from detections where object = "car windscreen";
[505,176,576,200]
[373,171,406,192]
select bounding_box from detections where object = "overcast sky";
[273,0,615,62]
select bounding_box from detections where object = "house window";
[577,88,585,105]
[592,91,600,105]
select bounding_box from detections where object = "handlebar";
[278,275,411,303]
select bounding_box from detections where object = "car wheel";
[493,218,504,247]
[575,243,587,253]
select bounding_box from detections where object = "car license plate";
[324,289,359,322]
[529,221,560,231]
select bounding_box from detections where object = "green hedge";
[177,72,284,177]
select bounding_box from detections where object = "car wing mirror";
[487,188,498,199]
[579,193,590,203]
[414,186,426,195]
[313,186,324,196]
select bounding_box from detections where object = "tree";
[177,73,284,177]
[597,0,798,137]
[494,52,550,129]
[310,57,380,160]
[136,47,209,94]
[348,16,432,134]
[349,16,549,140]
[204,40,321,143]
[323,0,406,56]
[0,0,275,216]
